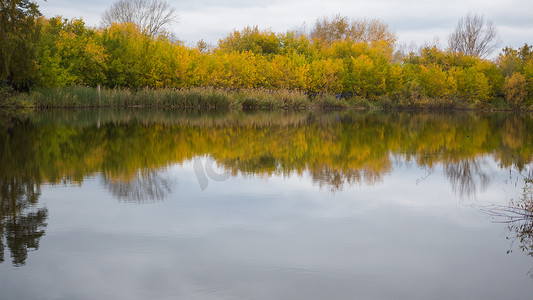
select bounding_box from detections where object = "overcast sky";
[35,0,532,51]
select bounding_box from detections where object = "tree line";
[1,0,532,107]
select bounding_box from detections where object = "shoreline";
[1,86,532,112]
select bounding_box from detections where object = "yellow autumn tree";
[504,73,527,107]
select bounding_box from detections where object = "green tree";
[0,0,41,90]
[36,17,107,87]
[218,26,281,55]
[498,47,524,77]
[100,23,147,88]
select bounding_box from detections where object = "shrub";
[504,73,527,107]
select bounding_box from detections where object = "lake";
[0,109,532,299]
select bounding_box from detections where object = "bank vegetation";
[1,1,532,110]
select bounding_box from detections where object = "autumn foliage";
[4,13,533,108]
[1,110,532,191]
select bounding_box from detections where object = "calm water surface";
[1,109,532,299]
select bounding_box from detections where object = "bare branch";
[101,0,178,37]
[448,13,500,58]
[309,14,397,46]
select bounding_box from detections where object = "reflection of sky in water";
[1,157,532,300]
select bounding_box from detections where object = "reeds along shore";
[6,86,317,110]
[4,85,521,111]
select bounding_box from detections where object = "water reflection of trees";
[0,109,530,266]
[1,110,532,197]
[444,157,491,197]
[0,176,48,266]
[483,171,533,257]
[102,169,172,203]
[310,165,387,191]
